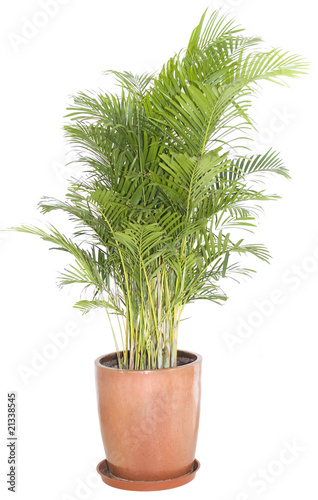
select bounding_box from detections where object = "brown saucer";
[96,459,200,491]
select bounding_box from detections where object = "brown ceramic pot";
[95,350,202,483]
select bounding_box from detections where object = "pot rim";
[95,349,202,373]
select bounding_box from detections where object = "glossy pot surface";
[95,350,202,481]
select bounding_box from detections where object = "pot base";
[96,459,200,491]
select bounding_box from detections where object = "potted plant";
[14,10,307,492]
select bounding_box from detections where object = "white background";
[1,0,317,499]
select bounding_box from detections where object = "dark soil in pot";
[101,351,195,369]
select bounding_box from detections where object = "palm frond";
[104,70,155,98]
[14,9,307,369]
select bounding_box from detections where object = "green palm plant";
[16,10,307,370]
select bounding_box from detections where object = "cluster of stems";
[107,267,182,370]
